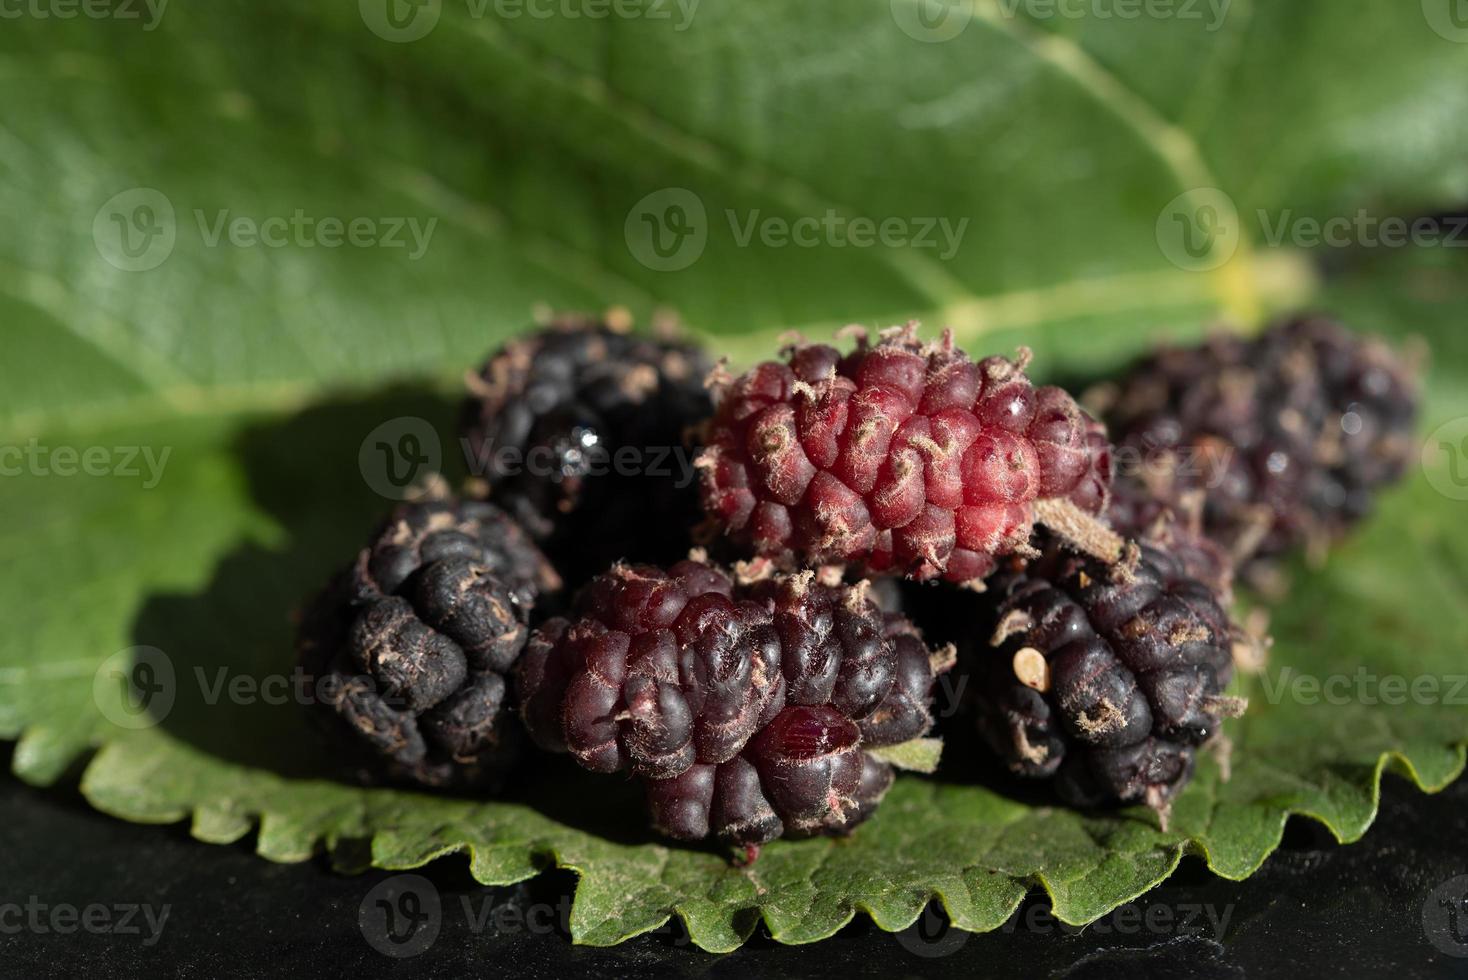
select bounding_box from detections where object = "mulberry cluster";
[517,559,951,850]
[297,494,559,789]
[1101,315,1419,566]
[290,310,1430,847]
[970,495,1244,818]
[461,314,712,584]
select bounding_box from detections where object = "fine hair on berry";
[297,491,559,789]
[517,558,953,852]
[461,312,712,586]
[697,323,1114,587]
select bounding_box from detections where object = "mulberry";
[970,497,1245,820]
[517,559,952,852]
[297,491,560,789]
[461,313,713,585]
[1100,315,1419,567]
[697,324,1113,587]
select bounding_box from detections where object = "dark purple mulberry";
[1101,315,1419,568]
[461,313,713,585]
[970,495,1246,820]
[297,491,560,789]
[517,559,951,852]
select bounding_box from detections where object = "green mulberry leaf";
[2,0,1466,952]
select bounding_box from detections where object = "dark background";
[4,759,1467,979]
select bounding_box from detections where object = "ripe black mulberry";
[970,494,1245,819]
[1100,315,1419,567]
[298,492,560,789]
[461,313,713,585]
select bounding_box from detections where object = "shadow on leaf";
[126,385,707,851]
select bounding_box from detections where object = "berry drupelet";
[297,492,560,789]
[697,324,1112,587]
[517,558,952,853]
[461,312,713,585]
[1100,315,1419,568]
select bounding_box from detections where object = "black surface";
[3,768,1468,979]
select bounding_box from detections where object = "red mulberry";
[517,559,952,851]
[697,324,1113,586]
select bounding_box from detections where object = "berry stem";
[1031,497,1125,565]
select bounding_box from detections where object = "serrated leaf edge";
[7,728,1459,953]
